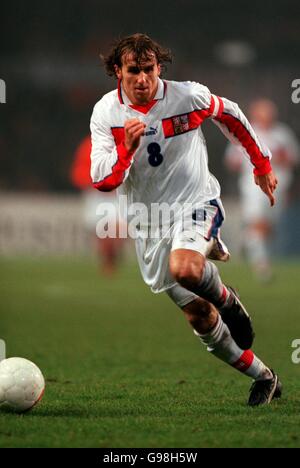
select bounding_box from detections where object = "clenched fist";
[124,118,146,153]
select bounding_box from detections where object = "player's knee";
[170,259,205,289]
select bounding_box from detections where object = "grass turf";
[0,256,300,448]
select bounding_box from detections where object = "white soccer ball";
[0,357,45,412]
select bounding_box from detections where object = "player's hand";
[124,119,146,153]
[254,171,278,207]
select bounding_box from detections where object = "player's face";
[115,52,161,105]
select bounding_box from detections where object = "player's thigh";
[169,226,214,283]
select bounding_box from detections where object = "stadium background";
[1,0,300,256]
[1,0,300,448]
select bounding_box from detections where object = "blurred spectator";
[70,135,127,275]
[225,98,300,281]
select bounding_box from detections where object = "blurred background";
[0,0,299,259]
[1,3,300,447]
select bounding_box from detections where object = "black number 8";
[147,143,163,167]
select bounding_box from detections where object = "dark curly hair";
[101,33,172,78]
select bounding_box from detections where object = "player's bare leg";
[181,296,282,405]
[182,296,218,334]
[169,249,232,309]
[168,249,282,405]
[170,248,255,349]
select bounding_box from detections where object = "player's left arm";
[191,83,278,205]
[254,172,278,207]
[208,93,278,206]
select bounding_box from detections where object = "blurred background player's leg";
[83,189,127,276]
[96,222,126,276]
[240,182,281,282]
[244,219,273,281]
[70,135,127,276]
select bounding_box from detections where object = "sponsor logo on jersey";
[145,126,158,136]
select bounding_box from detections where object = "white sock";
[194,261,232,309]
[195,314,272,381]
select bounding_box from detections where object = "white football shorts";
[135,198,229,307]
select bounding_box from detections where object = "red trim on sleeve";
[208,95,215,116]
[209,95,216,116]
[216,96,224,119]
[111,127,125,145]
[253,160,272,176]
[189,109,211,128]
[93,127,134,192]
[215,112,272,176]
[116,141,133,159]
[232,350,254,372]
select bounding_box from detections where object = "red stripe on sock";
[220,285,228,304]
[232,350,254,372]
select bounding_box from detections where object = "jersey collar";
[117,78,167,109]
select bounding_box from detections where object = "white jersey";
[90,78,272,221]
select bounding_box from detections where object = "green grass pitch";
[0,256,300,448]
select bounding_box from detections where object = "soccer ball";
[0,357,45,412]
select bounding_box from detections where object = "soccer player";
[225,98,299,281]
[90,33,282,406]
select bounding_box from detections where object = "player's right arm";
[90,102,145,192]
[123,119,146,153]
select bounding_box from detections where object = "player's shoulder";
[165,79,210,96]
[92,88,119,118]
[165,80,211,108]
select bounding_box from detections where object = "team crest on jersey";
[173,114,189,134]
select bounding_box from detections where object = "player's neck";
[122,82,159,106]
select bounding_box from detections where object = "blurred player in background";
[71,135,126,275]
[90,33,282,406]
[225,99,299,281]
